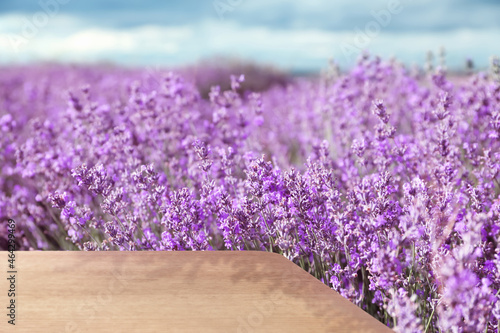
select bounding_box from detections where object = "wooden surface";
[1,251,393,332]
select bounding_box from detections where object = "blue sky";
[0,0,499,72]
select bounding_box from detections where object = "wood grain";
[1,251,393,332]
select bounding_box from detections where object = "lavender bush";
[2,56,500,332]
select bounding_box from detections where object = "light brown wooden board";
[1,251,393,332]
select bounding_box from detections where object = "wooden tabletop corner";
[0,251,393,333]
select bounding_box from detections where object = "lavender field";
[2,56,500,332]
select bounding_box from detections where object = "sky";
[0,0,499,72]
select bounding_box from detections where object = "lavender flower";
[3,56,500,331]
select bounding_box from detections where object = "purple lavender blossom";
[2,57,500,331]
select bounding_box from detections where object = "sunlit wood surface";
[0,251,393,332]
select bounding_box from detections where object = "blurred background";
[0,0,499,74]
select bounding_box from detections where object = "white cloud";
[0,14,192,63]
[0,12,498,71]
